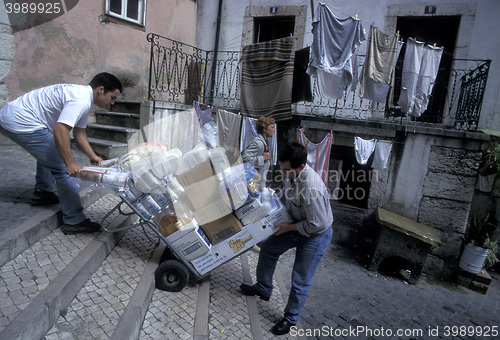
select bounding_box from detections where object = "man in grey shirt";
[240,142,333,335]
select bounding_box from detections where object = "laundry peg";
[355,14,358,19]
[433,43,437,47]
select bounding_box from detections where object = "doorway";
[391,16,461,123]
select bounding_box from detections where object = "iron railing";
[147,33,491,130]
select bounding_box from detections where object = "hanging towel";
[359,26,399,103]
[413,44,443,116]
[217,109,241,161]
[398,38,443,117]
[240,116,277,165]
[194,101,214,126]
[372,140,393,169]
[297,128,333,185]
[306,3,365,100]
[354,136,376,165]
[240,37,294,121]
[292,46,313,103]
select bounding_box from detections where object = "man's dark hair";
[89,72,123,93]
[278,142,307,169]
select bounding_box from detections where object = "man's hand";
[66,163,81,177]
[274,223,297,236]
[263,151,271,161]
[90,155,103,165]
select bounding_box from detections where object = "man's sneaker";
[31,189,59,206]
[61,219,101,235]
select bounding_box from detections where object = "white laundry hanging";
[354,137,376,165]
[398,38,444,117]
[371,140,393,169]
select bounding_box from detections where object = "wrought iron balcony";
[147,33,491,131]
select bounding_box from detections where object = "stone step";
[95,111,140,129]
[86,124,139,144]
[86,137,129,160]
[0,195,133,339]
[111,100,142,114]
[0,191,306,340]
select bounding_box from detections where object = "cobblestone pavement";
[1,139,499,340]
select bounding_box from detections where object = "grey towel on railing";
[240,37,294,121]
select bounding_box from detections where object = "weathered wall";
[2,0,197,102]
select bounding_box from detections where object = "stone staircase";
[86,100,142,160]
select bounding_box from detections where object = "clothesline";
[310,2,484,61]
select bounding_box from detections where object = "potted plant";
[459,214,499,274]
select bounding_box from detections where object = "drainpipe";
[209,0,223,105]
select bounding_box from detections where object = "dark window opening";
[390,16,461,123]
[254,16,295,43]
[330,145,373,209]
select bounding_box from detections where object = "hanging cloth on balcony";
[354,136,376,165]
[306,3,365,100]
[216,108,242,161]
[240,115,277,165]
[297,128,333,185]
[398,38,444,117]
[240,37,294,121]
[371,140,393,169]
[292,46,313,103]
[359,26,401,103]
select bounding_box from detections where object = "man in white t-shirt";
[0,72,122,234]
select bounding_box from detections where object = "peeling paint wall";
[2,0,197,102]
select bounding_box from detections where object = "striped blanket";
[240,37,294,121]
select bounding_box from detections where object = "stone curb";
[0,214,130,340]
[110,243,166,340]
[0,188,102,267]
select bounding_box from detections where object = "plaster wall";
[2,0,197,102]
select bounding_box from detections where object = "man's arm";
[53,122,81,177]
[73,127,102,165]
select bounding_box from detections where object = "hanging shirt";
[306,3,365,100]
[359,26,400,103]
[297,128,333,186]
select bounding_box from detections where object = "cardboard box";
[193,198,232,225]
[190,250,221,276]
[266,194,292,225]
[184,175,229,210]
[190,218,277,275]
[176,160,214,187]
[213,218,277,262]
[166,219,211,262]
[200,213,243,244]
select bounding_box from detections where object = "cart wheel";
[155,260,190,292]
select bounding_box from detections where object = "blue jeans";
[255,227,333,324]
[0,126,86,224]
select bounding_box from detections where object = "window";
[106,0,146,26]
[253,16,295,43]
